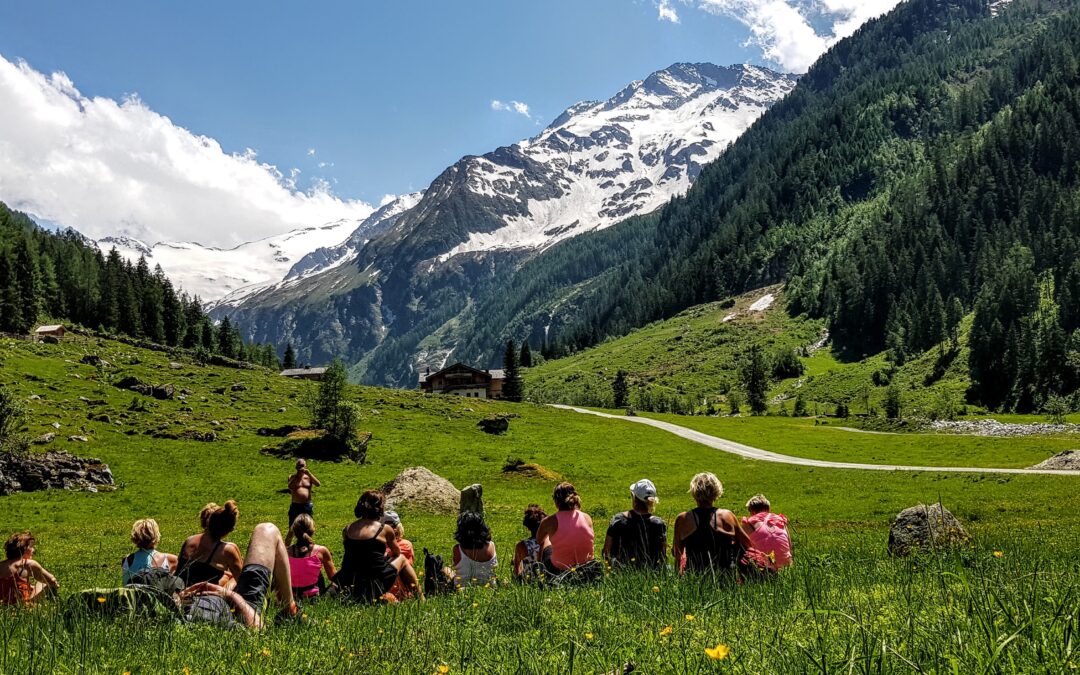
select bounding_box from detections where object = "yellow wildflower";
[472,602,479,608]
[96,597,106,604]
[261,648,271,657]
[436,665,451,674]
[705,644,731,660]
[652,586,660,593]
[585,632,594,640]
[685,614,695,621]
[660,626,673,637]
[993,551,1004,558]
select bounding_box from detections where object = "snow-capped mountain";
[97,216,370,302]
[221,62,796,385]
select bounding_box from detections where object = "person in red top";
[382,511,415,599]
[741,494,793,569]
[536,482,595,573]
[0,532,59,606]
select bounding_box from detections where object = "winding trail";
[552,405,1080,476]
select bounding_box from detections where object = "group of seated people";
[0,472,791,629]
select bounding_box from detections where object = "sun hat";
[630,479,658,503]
[382,510,401,527]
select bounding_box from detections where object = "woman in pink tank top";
[536,482,595,571]
[741,494,792,569]
[286,515,337,598]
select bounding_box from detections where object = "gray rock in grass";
[888,503,969,557]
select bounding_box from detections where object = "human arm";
[671,513,686,572]
[304,468,321,487]
[720,511,754,550]
[223,542,245,580]
[183,582,262,629]
[535,515,558,551]
[29,561,59,589]
[317,545,337,579]
[383,525,400,558]
[452,544,461,567]
[512,541,527,576]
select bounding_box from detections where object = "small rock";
[33,433,56,445]
[478,417,509,434]
[460,484,484,516]
[277,407,287,413]
[230,383,247,392]
[80,355,109,367]
[115,376,145,390]
[67,435,89,443]
[50,422,61,429]
[211,387,226,395]
[169,362,183,369]
[888,504,969,557]
[1028,450,1080,471]
[27,394,41,401]
[151,384,175,400]
[210,420,221,426]
[88,413,111,424]
[179,406,194,413]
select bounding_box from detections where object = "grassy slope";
[1,336,1078,672]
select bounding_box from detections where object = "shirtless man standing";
[286,459,321,544]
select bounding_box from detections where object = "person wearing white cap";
[602,479,667,569]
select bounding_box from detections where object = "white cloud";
[657,0,681,23]
[0,55,373,248]
[690,0,902,73]
[306,147,316,156]
[490,99,532,119]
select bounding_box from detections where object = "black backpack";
[423,548,456,596]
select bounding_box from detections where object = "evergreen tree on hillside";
[519,341,532,368]
[13,238,40,329]
[502,340,523,402]
[283,343,297,370]
[217,315,237,358]
[612,370,629,409]
[182,296,204,349]
[0,253,23,333]
[739,345,769,415]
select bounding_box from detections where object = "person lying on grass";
[0,532,59,606]
[602,479,667,570]
[451,511,498,587]
[536,482,595,573]
[286,514,336,601]
[741,493,792,570]
[672,472,754,575]
[330,490,423,603]
[382,511,416,600]
[122,518,178,585]
[180,522,297,629]
[511,504,546,580]
[177,501,244,588]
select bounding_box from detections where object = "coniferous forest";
[0,203,280,367]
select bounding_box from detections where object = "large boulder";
[0,451,114,496]
[1028,450,1080,470]
[381,467,459,514]
[478,417,509,434]
[888,503,969,556]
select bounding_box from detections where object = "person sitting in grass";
[286,514,336,600]
[602,479,667,569]
[741,494,792,570]
[672,473,753,575]
[536,482,595,573]
[0,532,59,605]
[452,511,498,587]
[177,501,244,588]
[122,518,178,585]
[286,459,320,544]
[331,490,423,602]
[180,522,297,628]
[512,504,546,580]
[382,511,416,600]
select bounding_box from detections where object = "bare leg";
[388,555,424,599]
[244,522,295,608]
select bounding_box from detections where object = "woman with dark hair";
[0,532,59,605]
[286,514,336,600]
[177,501,244,588]
[331,490,422,602]
[452,512,498,586]
[512,504,546,580]
[536,482,595,572]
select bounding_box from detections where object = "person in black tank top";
[177,501,244,588]
[603,479,667,569]
[672,473,753,575]
[331,490,423,602]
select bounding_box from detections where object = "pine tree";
[0,253,23,333]
[283,343,297,370]
[612,370,629,408]
[12,238,39,332]
[739,345,769,415]
[884,384,903,419]
[217,316,236,358]
[519,341,533,368]
[502,340,523,402]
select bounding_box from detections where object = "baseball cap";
[382,510,401,527]
[630,479,658,503]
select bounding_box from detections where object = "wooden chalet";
[418,362,505,399]
[279,367,327,381]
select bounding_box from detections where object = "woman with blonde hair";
[287,514,336,600]
[121,518,178,584]
[177,501,244,587]
[672,473,753,575]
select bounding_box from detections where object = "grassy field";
[0,336,1078,672]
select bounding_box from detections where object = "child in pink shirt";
[741,494,792,570]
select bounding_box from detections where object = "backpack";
[128,567,185,596]
[423,548,456,597]
[65,584,181,622]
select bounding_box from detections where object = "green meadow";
[0,336,1077,673]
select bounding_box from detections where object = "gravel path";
[552,405,1080,476]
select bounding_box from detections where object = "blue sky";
[0,0,899,245]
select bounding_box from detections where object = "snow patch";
[748,293,775,312]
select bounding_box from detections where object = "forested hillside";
[0,203,280,366]
[453,0,1080,413]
